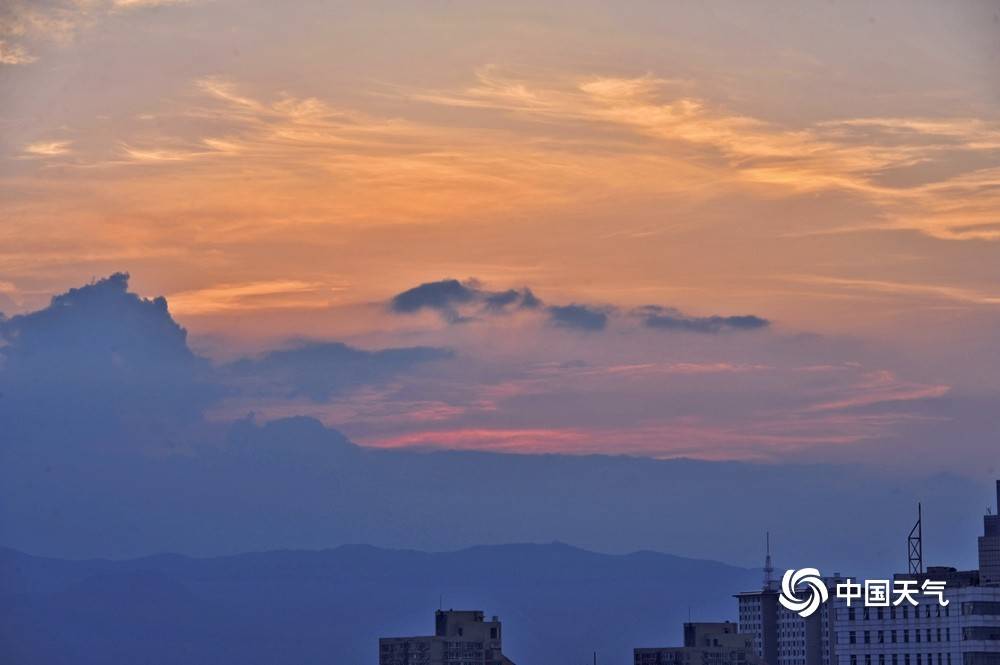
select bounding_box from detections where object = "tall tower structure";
[764,532,776,591]
[908,503,923,575]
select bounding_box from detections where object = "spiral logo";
[779,568,829,617]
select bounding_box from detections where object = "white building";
[832,575,1000,665]
[738,481,1000,665]
[737,574,844,665]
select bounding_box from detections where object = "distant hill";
[0,543,759,665]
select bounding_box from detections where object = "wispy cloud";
[23,140,73,156]
[167,280,344,315]
[0,0,202,64]
[787,275,1000,306]
[0,39,36,64]
[410,68,1000,240]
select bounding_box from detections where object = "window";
[878,631,884,644]
[892,630,897,643]
[849,632,857,645]
[850,609,856,621]
[865,631,871,644]
[903,607,909,620]
[936,629,941,643]
[905,630,910,644]
[946,628,951,642]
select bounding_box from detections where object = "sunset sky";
[3,0,1000,472]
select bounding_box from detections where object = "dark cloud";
[0,272,215,439]
[636,305,769,333]
[226,415,358,460]
[223,341,453,401]
[390,279,477,319]
[390,279,541,322]
[389,279,769,336]
[547,304,609,331]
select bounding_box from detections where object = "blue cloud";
[547,304,609,331]
[390,279,540,322]
[0,272,215,438]
[224,341,453,401]
[636,305,769,333]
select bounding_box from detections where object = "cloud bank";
[389,278,768,334]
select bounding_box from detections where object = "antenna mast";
[908,503,923,574]
[763,532,775,590]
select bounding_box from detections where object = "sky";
[2,0,1000,474]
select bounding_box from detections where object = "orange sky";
[2,0,999,467]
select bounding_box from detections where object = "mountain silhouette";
[0,543,758,665]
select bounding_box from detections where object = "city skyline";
[2,3,999,663]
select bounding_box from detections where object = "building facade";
[978,481,1000,587]
[379,610,516,665]
[832,576,1000,665]
[740,481,1000,665]
[737,576,843,665]
[635,621,765,665]
[835,483,1000,665]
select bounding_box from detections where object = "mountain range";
[1,542,759,665]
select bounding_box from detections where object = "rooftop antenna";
[908,503,923,575]
[763,532,775,590]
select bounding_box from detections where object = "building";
[735,535,844,665]
[379,610,516,665]
[635,621,766,665]
[979,481,1000,587]
[834,481,1000,665]
[739,482,1000,665]
[831,570,1000,665]
[736,573,843,665]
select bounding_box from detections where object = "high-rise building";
[635,621,765,665]
[978,481,1000,587]
[834,481,1000,665]
[379,610,516,665]
[739,481,1000,665]
[735,534,843,665]
[831,568,1000,665]
[736,574,843,665]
